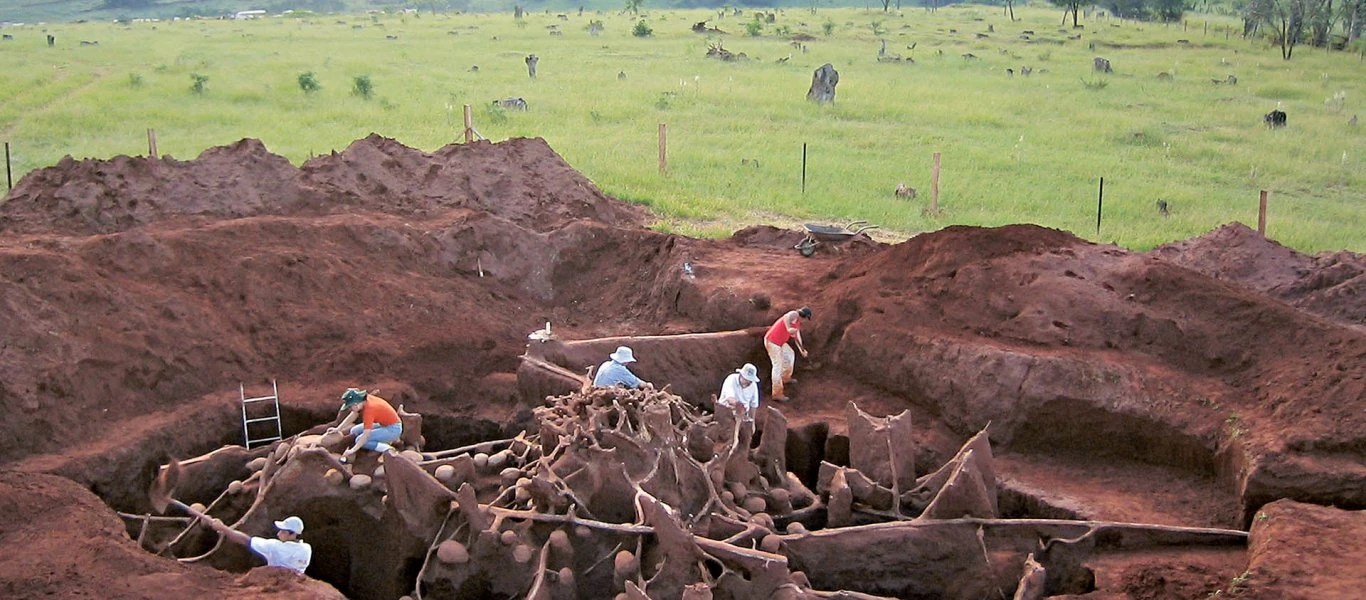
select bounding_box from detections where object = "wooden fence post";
[801,142,807,195]
[931,152,941,212]
[4,142,11,191]
[147,128,157,158]
[1096,177,1105,235]
[658,123,667,176]
[1258,190,1268,235]
[463,105,473,143]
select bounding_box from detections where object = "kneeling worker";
[717,363,761,421]
[592,346,652,389]
[334,388,403,462]
[200,515,312,575]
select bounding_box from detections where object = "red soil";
[0,135,1361,598]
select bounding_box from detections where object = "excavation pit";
[0,135,1361,598]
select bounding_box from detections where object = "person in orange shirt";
[764,307,811,401]
[332,388,403,461]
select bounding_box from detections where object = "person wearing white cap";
[717,363,761,420]
[199,514,312,574]
[592,346,652,389]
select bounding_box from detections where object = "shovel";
[149,458,208,519]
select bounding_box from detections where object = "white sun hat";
[610,346,636,363]
[737,363,760,383]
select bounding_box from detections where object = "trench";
[94,330,1241,599]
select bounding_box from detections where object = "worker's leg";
[781,345,795,383]
[357,423,403,450]
[765,340,787,399]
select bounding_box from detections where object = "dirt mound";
[1153,222,1366,327]
[0,135,645,236]
[0,470,344,599]
[298,135,647,233]
[0,139,303,235]
[1230,499,1366,598]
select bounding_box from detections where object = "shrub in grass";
[482,103,509,124]
[745,21,762,37]
[352,75,373,99]
[823,20,835,36]
[632,20,652,37]
[297,71,321,94]
[190,73,209,94]
[128,72,143,87]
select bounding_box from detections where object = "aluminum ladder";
[241,380,283,448]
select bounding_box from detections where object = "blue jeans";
[350,422,402,450]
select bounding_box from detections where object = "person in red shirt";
[764,307,811,401]
[332,388,403,461]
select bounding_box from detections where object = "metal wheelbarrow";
[794,220,879,256]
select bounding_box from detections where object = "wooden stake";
[931,152,941,212]
[147,128,158,158]
[4,142,10,191]
[1258,190,1268,235]
[658,123,667,176]
[463,105,473,143]
[801,142,807,195]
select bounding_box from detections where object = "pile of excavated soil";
[0,135,1362,598]
[0,470,344,599]
[1153,222,1366,328]
[0,135,646,236]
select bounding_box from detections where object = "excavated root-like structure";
[140,387,1250,600]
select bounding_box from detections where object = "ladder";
[241,380,283,448]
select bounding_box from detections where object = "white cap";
[737,363,760,383]
[610,346,636,364]
[274,516,304,534]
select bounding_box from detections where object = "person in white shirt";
[717,363,761,420]
[200,514,313,575]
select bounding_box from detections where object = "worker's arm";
[794,330,808,357]
[622,369,652,390]
[201,516,252,547]
[329,410,359,434]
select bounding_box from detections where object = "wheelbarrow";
[794,220,879,256]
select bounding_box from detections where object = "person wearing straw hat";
[717,363,761,420]
[592,346,652,389]
[199,514,312,575]
[764,307,811,402]
[332,388,403,462]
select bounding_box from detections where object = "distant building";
[234,10,267,20]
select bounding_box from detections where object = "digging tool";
[149,458,208,519]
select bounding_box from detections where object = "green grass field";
[1,6,1362,252]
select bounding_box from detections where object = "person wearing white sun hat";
[592,345,652,389]
[199,514,312,574]
[717,363,761,420]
